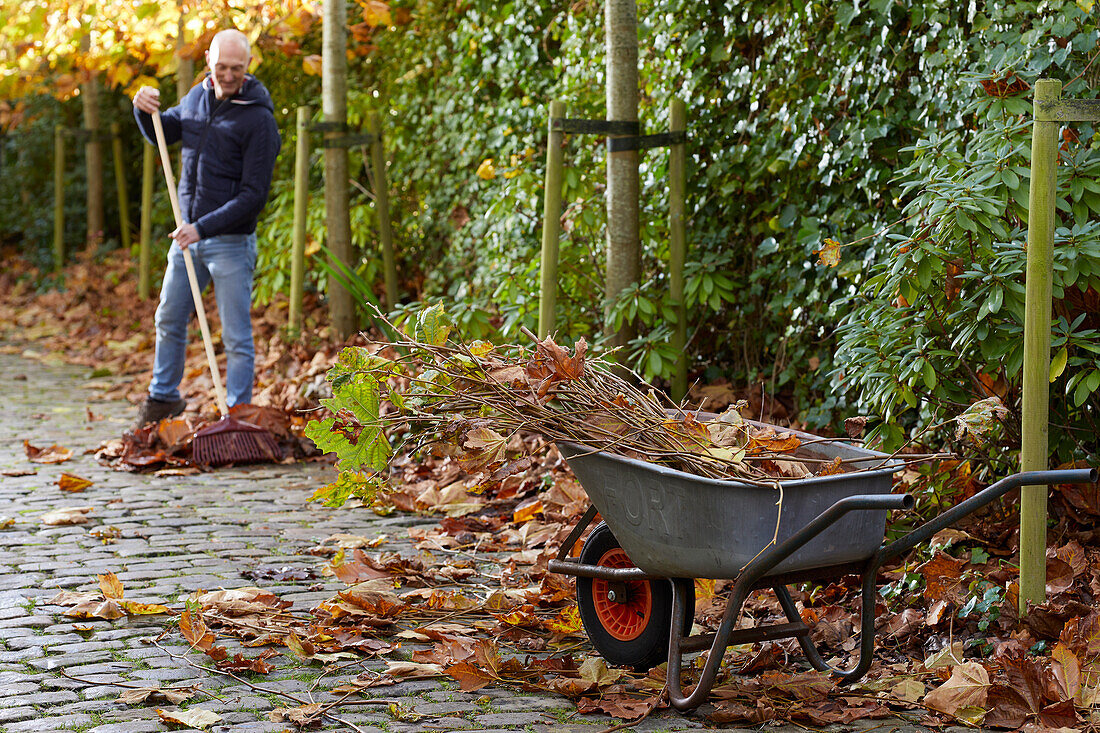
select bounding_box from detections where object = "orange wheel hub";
[591,548,652,641]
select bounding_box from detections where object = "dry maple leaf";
[329,549,392,584]
[924,641,966,669]
[190,587,288,615]
[270,703,324,726]
[917,551,968,602]
[923,662,990,717]
[117,685,195,705]
[384,660,445,679]
[445,661,497,691]
[576,692,656,720]
[41,506,94,525]
[526,336,586,383]
[546,676,597,696]
[156,708,222,730]
[57,473,93,492]
[285,631,316,660]
[24,440,73,464]
[216,651,278,674]
[815,456,844,477]
[179,609,226,660]
[844,416,869,438]
[457,426,509,472]
[119,599,172,615]
[578,656,622,687]
[747,428,801,454]
[98,571,124,599]
[65,598,125,620]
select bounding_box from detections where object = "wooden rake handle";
[150,111,229,417]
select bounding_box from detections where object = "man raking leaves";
[131,28,281,465]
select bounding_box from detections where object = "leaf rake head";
[191,417,281,467]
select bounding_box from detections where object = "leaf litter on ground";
[8,251,1100,729]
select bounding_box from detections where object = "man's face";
[206,39,250,99]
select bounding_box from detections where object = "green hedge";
[4,1,1098,467]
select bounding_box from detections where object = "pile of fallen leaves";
[0,245,353,470]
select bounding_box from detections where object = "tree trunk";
[81,31,104,251]
[81,77,104,249]
[604,0,641,352]
[176,1,194,102]
[323,0,355,338]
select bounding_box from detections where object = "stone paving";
[0,349,951,733]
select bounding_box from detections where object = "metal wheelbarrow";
[547,428,1097,711]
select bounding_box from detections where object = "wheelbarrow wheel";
[576,522,694,671]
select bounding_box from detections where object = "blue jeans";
[149,234,257,407]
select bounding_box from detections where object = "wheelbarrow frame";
[549,448,1097,711]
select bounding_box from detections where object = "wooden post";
[538,100,565,339]
[368,110,398,310]
[1019,78,1061,614]
[139,142,154,299]
[604,0,641,352]
[110,123,131,251]
[289,106,310,338]
[668,98,688,401]
[53,124,65,271]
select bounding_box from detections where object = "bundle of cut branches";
[305,306,957,497]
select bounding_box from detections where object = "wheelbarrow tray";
[558,422,901,579]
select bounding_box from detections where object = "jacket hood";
[200,73,274,112]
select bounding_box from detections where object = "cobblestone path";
[0,350,946,733]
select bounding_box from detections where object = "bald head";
[211,29,250,57]
[206,30,251,99]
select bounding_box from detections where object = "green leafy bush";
[833,3,1100,466]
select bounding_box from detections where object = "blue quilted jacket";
[135,74,281,238]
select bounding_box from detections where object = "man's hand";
[133,86,161,115]
[171,223,200,249]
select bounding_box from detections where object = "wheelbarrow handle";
[737,492,915,590]
[878,467,1098,564]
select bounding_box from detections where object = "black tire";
[575,522,694,671]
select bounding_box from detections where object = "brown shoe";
[133,397,186,431]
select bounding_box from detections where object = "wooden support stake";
[290,106,310,338]
[139,142,154,300]
[368,110,398,310]
[538,100,565,339]
[1020,78,1061,615]
[53,124,65,271]
[669,98,688,401]
[111,123,132,251]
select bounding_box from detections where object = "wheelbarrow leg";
[772,561,880,682]
[667,577,752,710]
